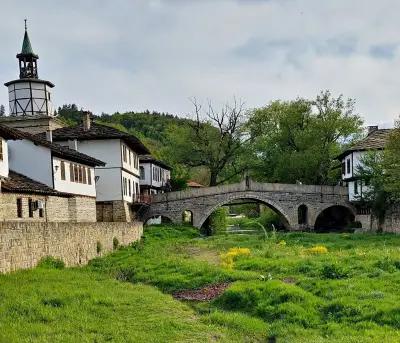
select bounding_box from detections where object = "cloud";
[0,0,399,126]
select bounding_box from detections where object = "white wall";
[139,162,170,190]
[76,139,121,168]
[0,138,9,178]
[52,157,96,197]
[139,163,152,186]
[8,139,53,187]
[121,169,140,203]
[121,142,140,177]
[95,168,123,202]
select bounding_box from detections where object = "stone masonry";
[0,221,143,273]
[144,179,353,230]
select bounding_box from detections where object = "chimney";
[367,125,378,135]
[46,130,53,142]
[82,111,93,131]
[68,139,78,151]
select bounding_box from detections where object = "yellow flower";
[303,245,328,255]
[221,247,251,269]
[277,240,287,246]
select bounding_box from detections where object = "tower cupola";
[17,20,39,79]
[4,20,55,117]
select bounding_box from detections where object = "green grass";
[2,225,400,342]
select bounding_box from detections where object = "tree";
[162,98,248,186]
[383,120,400,200]
[247,91,363,185]
[0,105,5,116]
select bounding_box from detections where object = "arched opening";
[182,210,193,225]
[298,204,308,225]
[314,205,355,232]
[144,215,172,226]
[199,197,290,235]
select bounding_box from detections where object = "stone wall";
[0,192,97,223]
[96,200,134,222]
[0,221,143,273]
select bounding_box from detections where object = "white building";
[338,126,392,201]
[139,155,171,196]
[0,124,104,222]
[44,113,150,222]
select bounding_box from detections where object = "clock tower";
[2,21,64,134]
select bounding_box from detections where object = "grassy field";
[2,225,400,342]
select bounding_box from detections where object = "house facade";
[338,126,392,202]
[0,124,104,222]
[139,155,171,196]
[43,114,150,222]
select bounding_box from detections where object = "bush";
[208,208,228,234]
[320,263,348,279]
[113,237,120,250]
[37,256,65,269]
[303,245,328,255]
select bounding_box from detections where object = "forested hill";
[57,104,191,150]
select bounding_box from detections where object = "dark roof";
[2,170,69,196]
[337,129,392,160]
[187,180,205,188]
[0,124,105,167]
[18,29,37,57]
[139,155,171,170]
[40,122,150,155]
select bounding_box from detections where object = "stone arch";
[182,210,193,225]
[196,193,292,229]
[298,204,308,225]
[314,204,356,232]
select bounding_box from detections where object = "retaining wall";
[0,221,143,273]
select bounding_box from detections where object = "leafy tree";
[247,91,363,184]
[383,121,400,199]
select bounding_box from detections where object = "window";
[88,168,92,185]
[122,145,127,163]
[346,158,351,174]
[17,198,22,218]
[28,199,34,218]
[129,151,131,165]
[354,181,358,195]
[39,208,44,218]
[60,161,66,180]
[0,139,3,161]
[135,183,139,196]
[140,166,145,180]
[70,163,74,182]
[341,162,345,175]
[83,167,87,184]
[74,164,79,182]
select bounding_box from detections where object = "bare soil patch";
[173,283,230,301]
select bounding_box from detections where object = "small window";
[129,151,131,165]
[60,161,66,180]
[17,198,23,218]
[341,162,345,175]
[88,168,92,185]
[0,139,3,161]
[140,166,145,180]
[39,208,44,218]
[354,181,358,195]
[83,167,87,184]
[128,179,131,197]
[74,164,79,182]
[70,163,74,182]
[28,199,34,218]
[346,158,351,174]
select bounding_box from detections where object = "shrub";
[209,208,228,234]
[37,256,65,269]
[113,237,120,250]
[320,263,348,279]
[96,241,103,255]
[303,245,328,255]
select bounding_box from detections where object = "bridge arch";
[143,214,173,226]
[314,204,356,232]
[196,193,292,229]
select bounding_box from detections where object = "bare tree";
[183,97,248,186]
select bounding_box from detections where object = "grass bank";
[2,225,400,342]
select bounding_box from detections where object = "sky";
[1,0,400,126]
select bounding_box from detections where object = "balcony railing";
[133,194,153,204]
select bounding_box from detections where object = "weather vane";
[24,18,27,31]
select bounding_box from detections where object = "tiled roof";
[187,180,205,188]
[139,155,171,170]
[1,170,69,196]
[337,129,393,159]
[0,124,105,167]
[39,122,150,155]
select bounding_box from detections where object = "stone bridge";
[143,179,354,230]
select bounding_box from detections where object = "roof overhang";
[4,78,54,88]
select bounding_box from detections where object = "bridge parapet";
[152,179,348,203]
